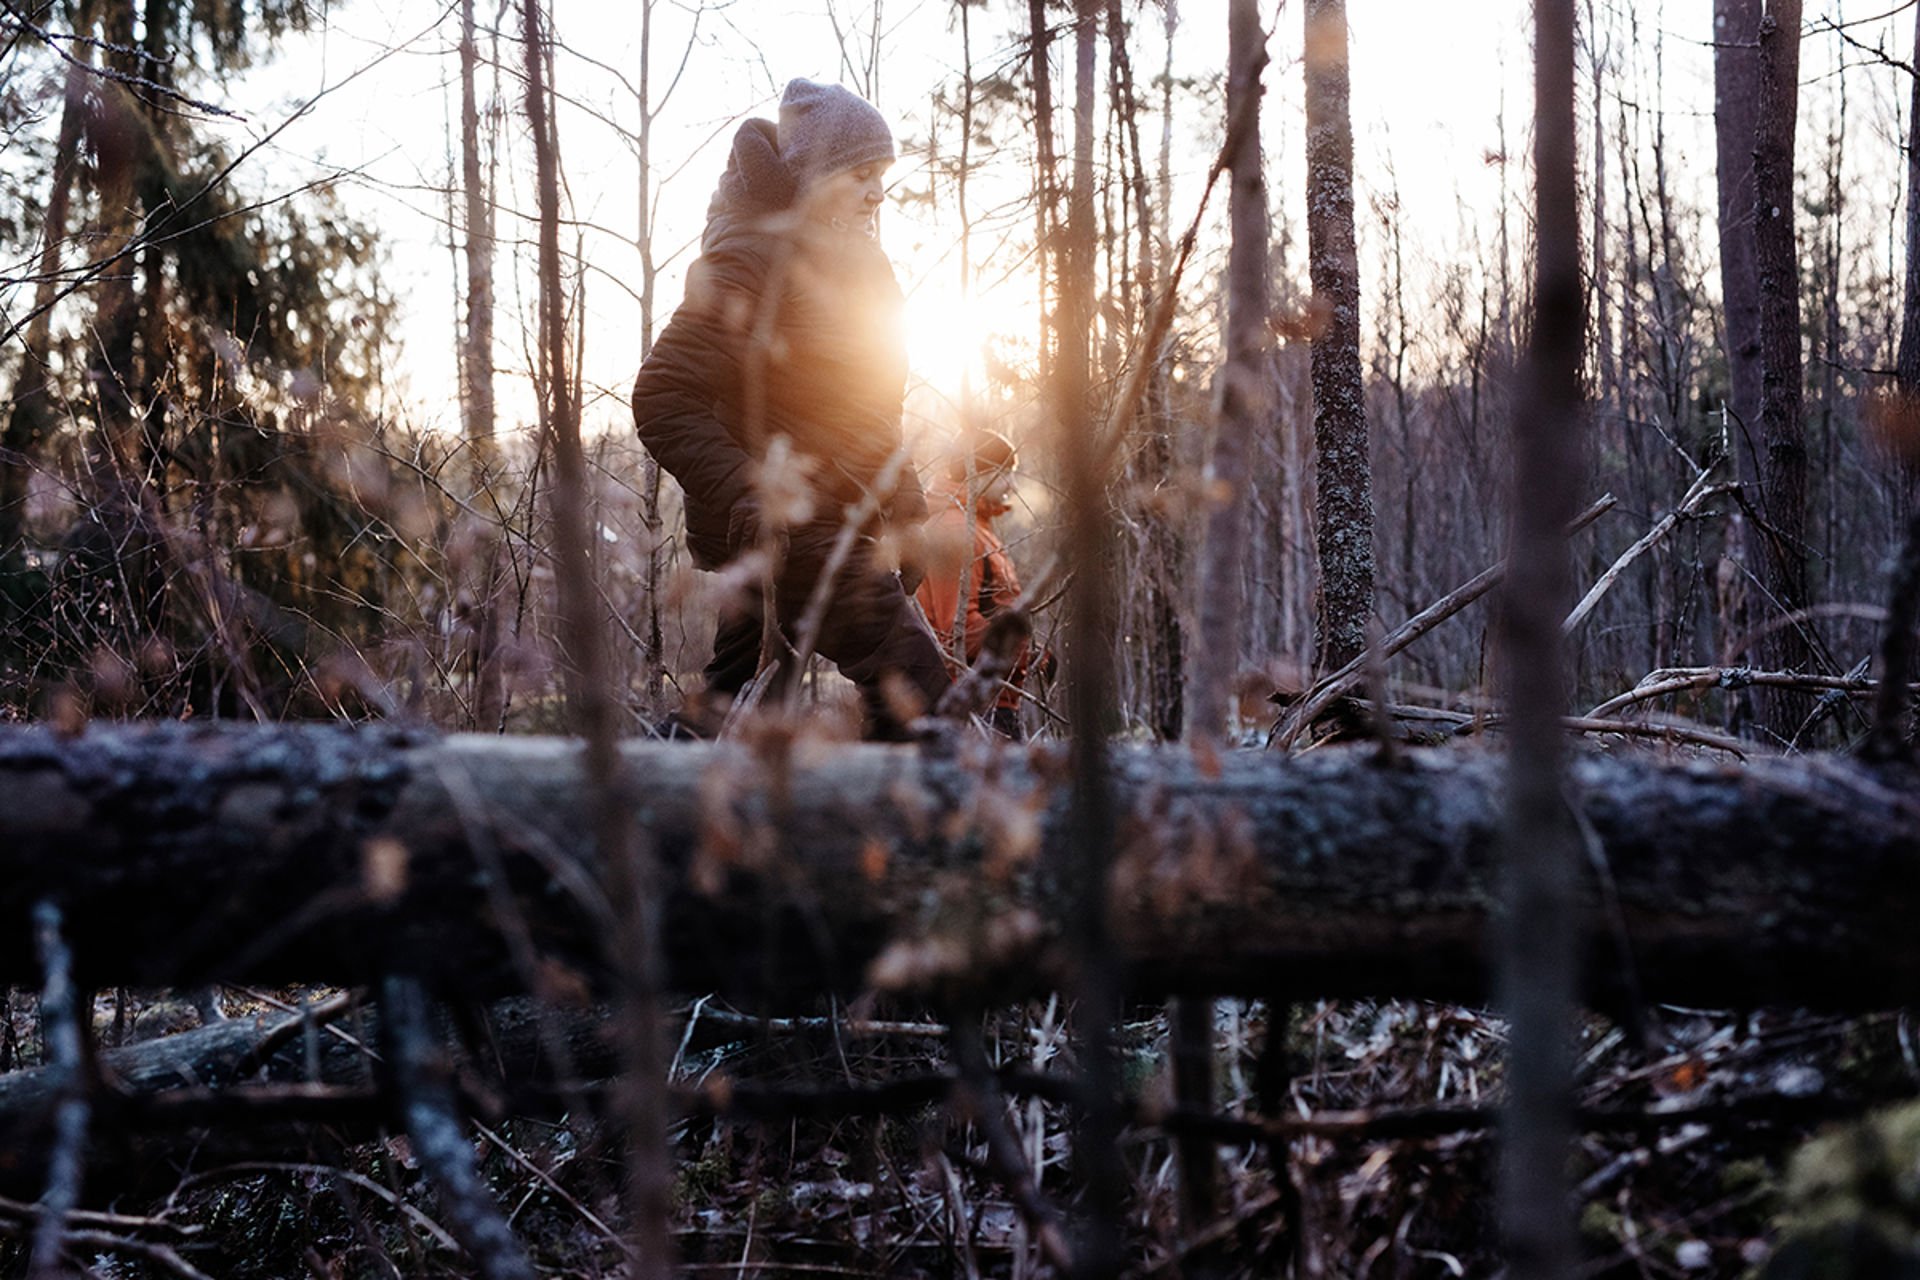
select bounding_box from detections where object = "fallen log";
[0,723,1916,1008]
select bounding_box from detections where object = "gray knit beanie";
[777,78,896,189]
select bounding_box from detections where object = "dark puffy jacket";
[632,118,927,570]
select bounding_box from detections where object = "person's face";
[806,159,891,236]
[974,463,1014,514]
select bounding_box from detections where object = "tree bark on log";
[0,724,1916,1009]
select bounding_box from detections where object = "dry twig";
[1563,471,1736,638]
[1270,494,1617,748]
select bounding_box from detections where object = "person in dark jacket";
[633,79,949,739]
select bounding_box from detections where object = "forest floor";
[0,985,1915,1278]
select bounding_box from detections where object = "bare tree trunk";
[1893,9,1920,516]
[1153,2,1186,738]
[1710,4,1761,372]
[1030,0,1057,388]
[1753,0,1812,743]
[134,0,172,479]
[1500,0,1584,1275]
[1060,3,1123,1269]
[459,0,497,474]
[636,0,665,717]
[1190,5,1270,743]
[87,4,142,475]
[1304,0,1374,672]
[957,2,975,391]
[1,47,90,553]
[1588,0,1615,418]
[951,2,981,669]
[1819,56,1844,591]
[1712,0,1763,714]
[1178,0,1271,1242]
[519,5,671,1273]
[1898,11,1920,401]
[1110,0,1183,742]
[459,0,508,733]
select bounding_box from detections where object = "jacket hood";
[703,119,798,251]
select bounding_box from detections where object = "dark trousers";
[704,522,949,738]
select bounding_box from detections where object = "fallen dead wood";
[1270,493,1618,747]
[1587,665,1916,720]
[0,990,940,1184]
[0,1016,1889,1198]
[0,723,1918,1009]
[0,994,616,1194]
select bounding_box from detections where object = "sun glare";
[901,277,1036,415]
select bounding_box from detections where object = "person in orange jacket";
[915,430,1036,737]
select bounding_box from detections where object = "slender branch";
[1563,472,1736,637]
[10,1226,216,1280]
[1271,495,1616,748]
[0,3,242,118]
[379,974,535,1280]
[1453,713,1751,757]
[176,1162,462,1252]
[28,899,87,1280]
[1588,665,1911,720]
[948,1017,1075,1273]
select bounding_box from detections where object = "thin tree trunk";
[1589,0,1614,420]
[1060,3,1123,1271]
[1304,0,1374,672]
[1500,0,1584,1275]
[1820,57,1844,594]
[1893,8,1920,516]
[636,0,665,716]
[459,0,507,732]
[135,0,171,479]
[519,4,671,1273]
[958,2,974,403]
[1720,0,1758,477]
[1753,0,1812,743]
[1178,0,1271,1242]
[1190,5,1269,743]
[460,0,497,463]
[953,1,979,668]
[1,47,90,552]
[1119,0,1182,741]
[88,4,142,475]
[1898,10,1920,399]
[1647,29,1686,673]
[1030,0,1057,388]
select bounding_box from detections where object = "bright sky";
[205,0,1910,442]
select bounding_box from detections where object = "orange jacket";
[914,483,1027,707]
